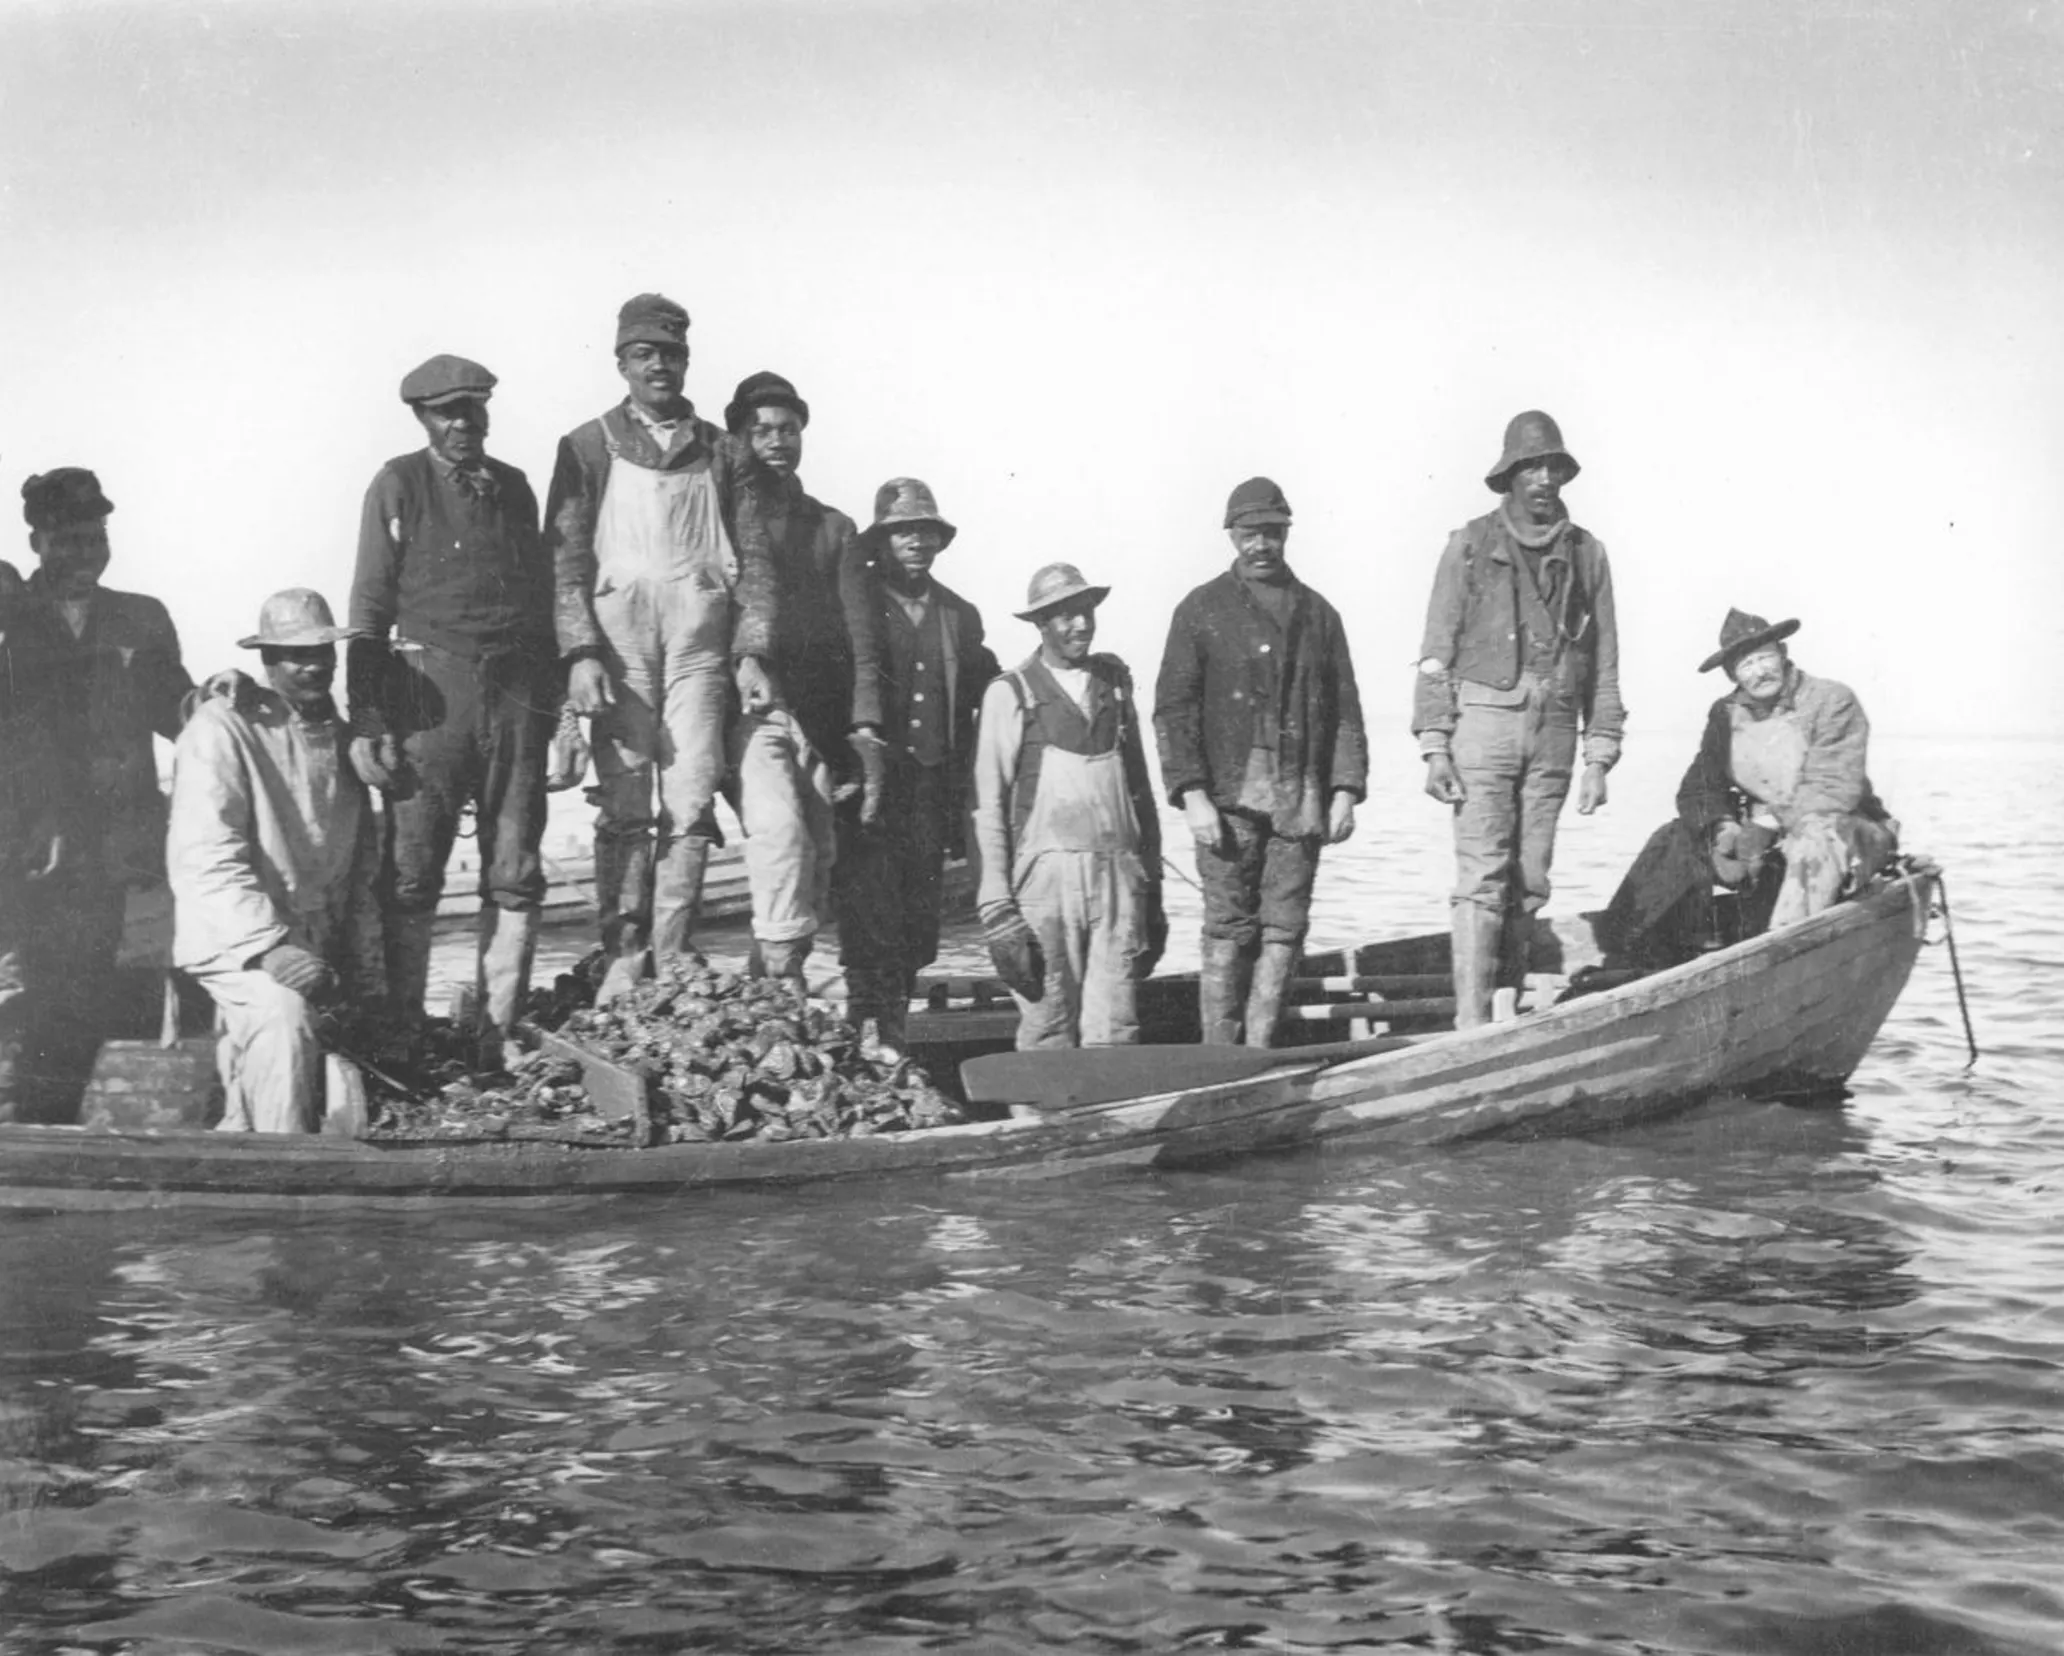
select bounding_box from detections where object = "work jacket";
[168,692,384,994]
[1676,665,1889,840]
[1412,509,1625,769]
[1153,566,1367,834]
[543,401,775,663]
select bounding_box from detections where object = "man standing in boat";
[1413,412,1624,1027]
[1154,477,1367,1048]
[544,293,770,1000]
[835,479,996,1055]
[973,563,1165,1049]
[170,590,384,1133]
[349,355,556,1060]
[721,371,882,986]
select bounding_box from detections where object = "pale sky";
[5,0,2061,748]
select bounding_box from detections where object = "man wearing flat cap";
[1154,477,1366,1048]
[169,590,384,1133]
[1598,609,1897,965]
[834,479,996,1054]
[1413,412,1625,1028]
[544,293,772,1000]
[720,371,883,984]
[14,465,192,1114]
[348,354,555,1058]
[974,563,1164,1049]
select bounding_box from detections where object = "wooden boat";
[0,869,1941,1209]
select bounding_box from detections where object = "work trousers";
[1771,812,1897,929]
[194,968,321,1135]
[1,852,129,1122]
[1196,809,1321,950]
[1449,690,1579,969]
[388,646,551,915]
[730,707,836,949]
[1010,850,1144,1049]
[835,759,951,1031]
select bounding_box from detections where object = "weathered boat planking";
[0,871,1939,1209]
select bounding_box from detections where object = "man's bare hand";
[1326,791,1357,845]
[349,734,402,793]
[567,657,615,717]
[1576,762,1609,816]
[1424,754,1466,805]
[1182,790,1227,854]
[735,656,777,716]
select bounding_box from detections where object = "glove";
[350,733,402,793]
[980,902,1044,1001]
[848,727,889,828]
[1129,884,1168,980]
[260,943,337,1002]
[546,702,591,792]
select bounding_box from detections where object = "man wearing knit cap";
[348,354,555,1060]
[722,371,882,983]
[544,293,771,1001]
[974,563,1164,1049]
[1413,411,1625,1027]
[171,589,384,1133]
[1153,478,1366,1048]
[834,478,996,1054]
[13,466,192,1116]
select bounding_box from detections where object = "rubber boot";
[386,909,438,1029]
[1450,904,1500,1029]
[594,831,653,1006]
[476,905,540,1067]
[1494,908,1532,1022]
[846,967,907,1058]
[1244,941,1300,1050]
[652,839,711,974]
[1198,937,1253,1046]
[754,934,812,988]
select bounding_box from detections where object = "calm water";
[3,735,2060,1654]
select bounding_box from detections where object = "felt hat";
[1485,410,1580,492]
[860,477,957,548]
[1014,561,1110,622]
[615,292,690,351]
[399,355,496,408]
[724,370,810,434]
[237,588,354,650]
[21,466,113,529]
[1699,608,1801,674]
[1224,476,1292,529]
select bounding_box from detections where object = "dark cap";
[724,370,810,435]
[1699,608,1801,674]
[616,292,690,352]
[22,467,113,530]
[400,355,497,408]
[859,477,957,549]
[1486,410,1579,492]
[1224,476,1292,529]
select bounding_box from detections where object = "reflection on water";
[4,736,2064,1653]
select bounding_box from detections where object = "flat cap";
[617,292,690,351]
[399,355,496,408]
[22,466,114,530]
[1224,476,1291,529]
[724,370,810,434]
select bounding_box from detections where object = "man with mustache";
[1414,412,1624,1027]
[169,590,384,1133]
[545,293,770,1000]
[349,355,555,1061]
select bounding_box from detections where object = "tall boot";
[386,909,438,1029]
[594,831,653,1005]
[1244,941,1300,1049]
[1494,907,1532,1023]
[846,967,907,1058]
[652,839,711,973]
[754,934,812,988]
[476,905,540,1066]
[1198,937,1253,1046]
[1450,904,1500,1029]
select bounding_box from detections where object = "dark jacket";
[1413,509,1625,768]
[0,566,80,874]
[1153,566,1368,827]
[542,400,775,663]
[1677,665,1888,840]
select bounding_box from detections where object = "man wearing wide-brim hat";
[349,354,556,1059]
[1597,608,1898,964]
[1413,411,1626,1027]
[972,563,1165,1048]
[169,590,385,1133]
[833,477,996,1054]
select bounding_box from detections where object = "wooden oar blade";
[962,1036,1415,1112]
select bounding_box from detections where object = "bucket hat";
[1699,608,1800,674]
[1485,410,1580,492]
[1224,476,1292,529]
[1014,562,1110,622]
[237,588,355,650]
[400,355,496,408]
[724,370,810,435]
[860,477,957,548]
[21,466,113,529]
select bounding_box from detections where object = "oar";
[962,1034,1420,1112]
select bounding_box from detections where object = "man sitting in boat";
[973,563,1165,1049]
[168,591,385,1133]
[1598,608,1897,966]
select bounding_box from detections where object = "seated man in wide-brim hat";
[1598,608,1898,966]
